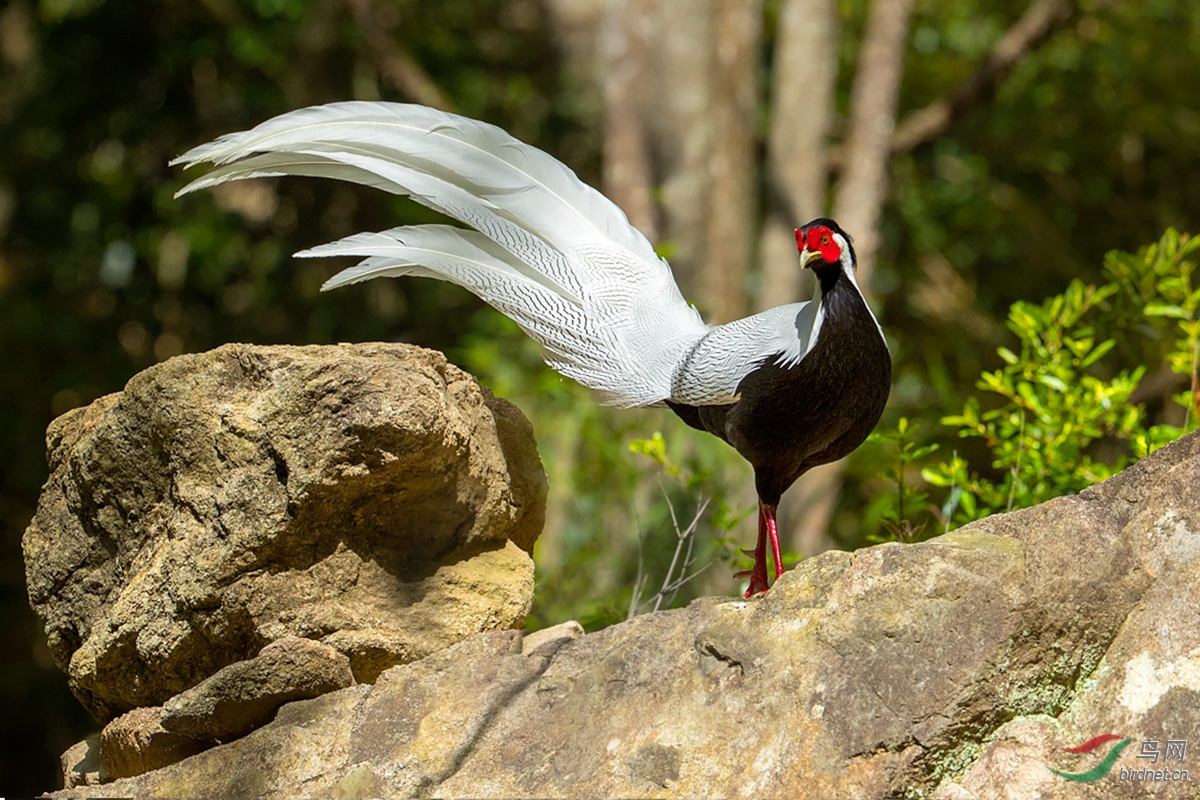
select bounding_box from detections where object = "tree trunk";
[550,0,763,320]
[831,0,917,281]
[697,0,762,322]
[599,0,659,240]
[653,0,715,304]
[756,0,838,312]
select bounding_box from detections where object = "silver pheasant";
[175,102,891,595]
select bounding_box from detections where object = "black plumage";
[669,220,891,594]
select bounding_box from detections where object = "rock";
[46,430,1200,799]
[98,707,209,780]
[935,429,1200,800]
[60,733,104,788]
[160,636,354,742]
[23,343,546,722]
[520,619,584,656]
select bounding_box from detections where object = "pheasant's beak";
[800,248,822,270]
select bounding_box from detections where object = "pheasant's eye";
[820,234,830,246]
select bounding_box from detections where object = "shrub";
[894,229,1199,529]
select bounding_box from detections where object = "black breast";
[668,267,891,505]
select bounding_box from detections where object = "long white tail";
[173,102,711,407]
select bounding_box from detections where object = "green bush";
[892,229,1199,529]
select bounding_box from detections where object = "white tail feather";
[175,102,715,406]
[173,102,660,264]
[301,226,582,303]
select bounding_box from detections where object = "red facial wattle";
[803,226,841,264]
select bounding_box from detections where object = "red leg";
[733,501,780,596]
[764,502,784,580]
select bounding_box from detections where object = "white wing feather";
[174,102,814,406]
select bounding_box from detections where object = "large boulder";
[24,342,547,723]
[47,430,1200,798]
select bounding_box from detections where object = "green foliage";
[926,279,1144,513]
[883,230,1200,531]
[865,417,940,543]
[1102,228,1200,432]
[629,431,680,479]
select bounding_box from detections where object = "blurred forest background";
[2,0,1199,792]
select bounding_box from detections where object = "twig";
[1007,410,1026,513]
[1189,336,1199,427]
[652,556,721,607]
[627,527,648,621]
[651,488,711,613]
[629,483,714,616]
[944,454,958,534]
[667,521,698,608]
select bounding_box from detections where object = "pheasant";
[175,102,892,596]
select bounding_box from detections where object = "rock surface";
[24,342,547,722]
[98,707,210,781]
[60,734,103,788]
[160,636,354,742]
[48,431,1200,798]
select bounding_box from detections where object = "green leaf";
[959,492,978,519]
[1016,381,1040,408]
[908,443,941,460]
[1079,338,1116,368]
[629,432,668,465]
[921,465,954,487]
[977,371,1008,394]
[1038,374,1068,392]
[1145,302,1189,319]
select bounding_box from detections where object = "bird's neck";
[815,264,849,297]
[815,262,886,347]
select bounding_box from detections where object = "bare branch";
[627,523,649,621]
[628,484,715,617]
[889,0,1078,155]
[655,555,720,607]
[651,495,711,612]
